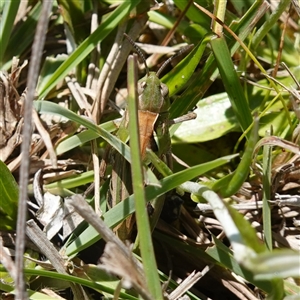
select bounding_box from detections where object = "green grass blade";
[44,170,94,191]
[0,266,139,300]
[33,101,131,162]
[211,117,258,197]
[148,10,188,34]
[161,34,213,97]
[2,2,42,70]
[252,0,291,49]
[0,0,20,65]
[127,55,163,300]
[262,130,273,251]
[210,36,252,134]
[55,120,119,155]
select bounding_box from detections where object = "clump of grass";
[0,1,299,299]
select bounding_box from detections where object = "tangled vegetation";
[0,1,299,299]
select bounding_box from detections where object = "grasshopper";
[102,35,194,240]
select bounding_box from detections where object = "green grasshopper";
[102,35,193,240]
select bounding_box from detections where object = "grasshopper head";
[138,72,169,113]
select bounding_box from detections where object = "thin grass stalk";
[16,1,53,298]
[127,55,163,300]
[212,0,227,36]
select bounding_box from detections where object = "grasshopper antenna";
[124,33,149,76]
[156,44,194,78]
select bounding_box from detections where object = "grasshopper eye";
[160,83,169,98]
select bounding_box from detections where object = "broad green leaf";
[0,160,19,229]
[173,92,239,143]
[80,263,134,298]
[284,280,300,298]
[27,290,67,300]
